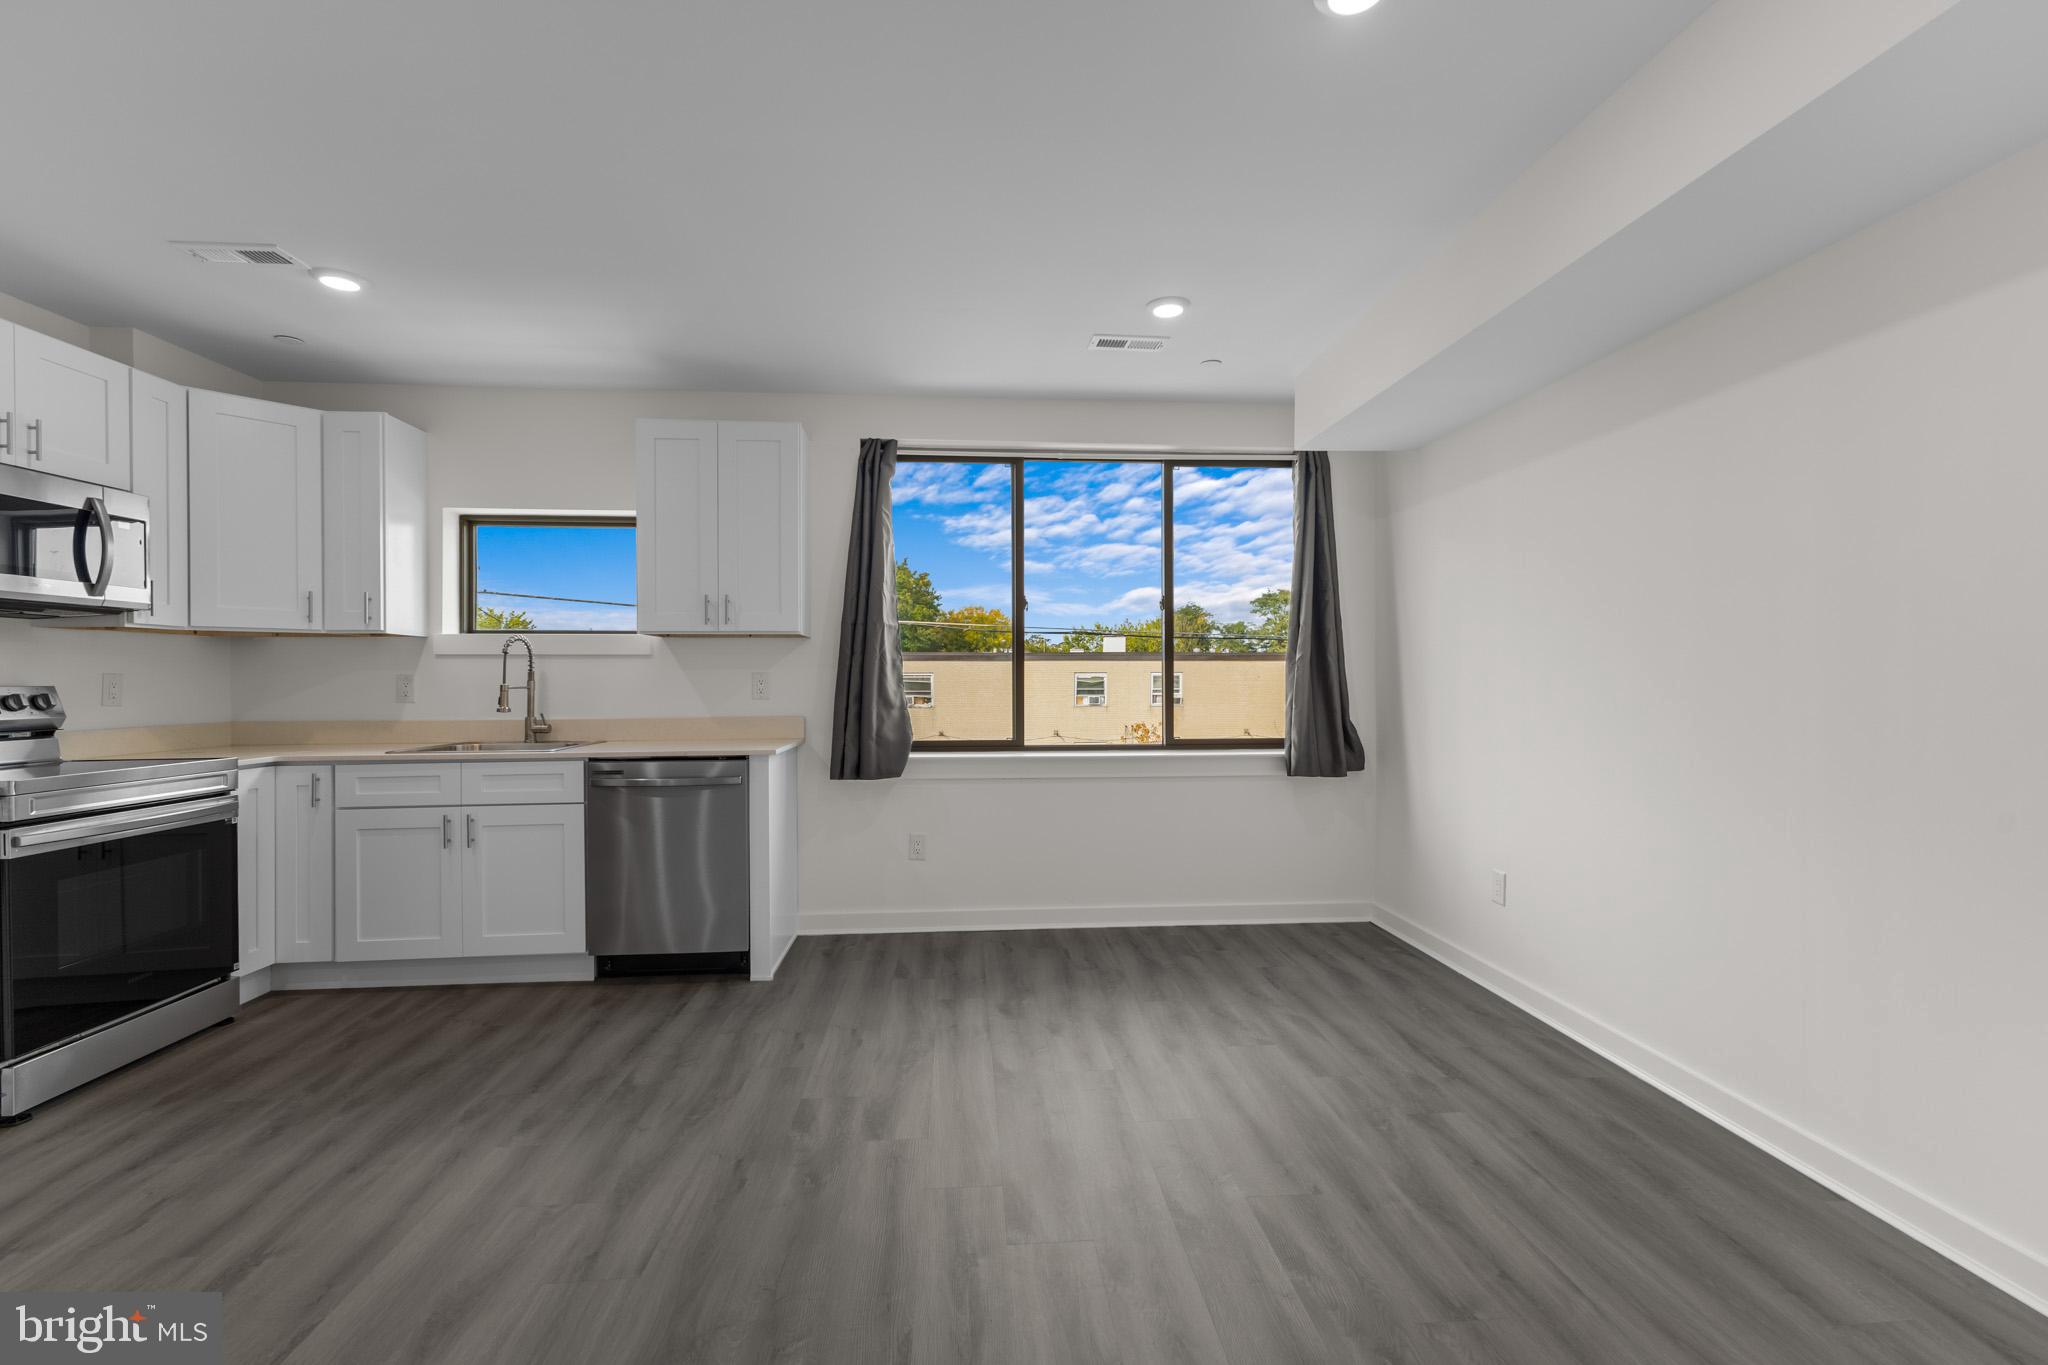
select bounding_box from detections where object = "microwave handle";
[71,497,115,597]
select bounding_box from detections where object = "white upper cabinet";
[635,418,805,635]
[127,373,188,628]
[7,326,132,489]
[0,325,14,468]
[189,391,324,630]
[321,412,427,635]
[635,418,721,633]
[717,422,805,634]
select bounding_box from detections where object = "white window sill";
[432,633,655,657]
[903,749,1287,781]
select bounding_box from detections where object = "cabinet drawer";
[462,761,584,806]
[334,763,463,808]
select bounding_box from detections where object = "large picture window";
[462,515,637,632]
[891,453,1293,750]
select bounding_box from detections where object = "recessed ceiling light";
[1315,0,1381,14]
[271,334,306,346]
[1147,296,1189,320]
[312,269,365,293]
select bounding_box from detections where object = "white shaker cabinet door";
[127,373,188,627]
[715,421,805,634]
[334,806,463,961]
[273,765,335,963]
[634,418,720,633]
[462,803,585,956]
[12,326,131,488]
[189,390,323,630]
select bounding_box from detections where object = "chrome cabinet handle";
[724,594,732,624]
[466,814,476,848]
[25,418,40,459]
[443,814,452,848]
[310,773,321,807]
[0,411,10,453]
[363,590,372,626]
[703,593,711,625]
[305,589,314,623]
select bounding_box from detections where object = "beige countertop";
[65,717,805,766]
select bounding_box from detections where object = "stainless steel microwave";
[0,465,150,618]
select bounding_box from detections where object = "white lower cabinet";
[235,767,276,975]
[246,762,585,970]
[327,766,585,963]
[464,804,585,956]
[274,765,335,963]
[335,807,464,961]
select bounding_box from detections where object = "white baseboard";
[799,900,1372,936]
[235,966,273,1005]
[270,955,595,992]
[1369,903,2048,1320]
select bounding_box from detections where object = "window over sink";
[461,515,637,633]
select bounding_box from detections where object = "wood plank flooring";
[3,924,2044,1363]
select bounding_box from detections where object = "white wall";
[0,624,235,729]
[239,384,1377,929]
[1373,139,2048,1305]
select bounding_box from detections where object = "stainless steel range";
[0,684,240,1124]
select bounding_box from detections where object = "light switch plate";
[1490,869,1508,906]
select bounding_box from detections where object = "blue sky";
[473,523,636,630]
[891,460,1292,635]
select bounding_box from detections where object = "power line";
[483,589,634,609]
[898,618,1284,646]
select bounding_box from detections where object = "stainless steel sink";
[386,741,596,754]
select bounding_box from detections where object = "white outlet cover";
[101,673,124,707]
[396,673,416,703]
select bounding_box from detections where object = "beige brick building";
[902,653,1285,745]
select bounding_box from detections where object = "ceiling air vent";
[1090,334,1169,352]
[172,241,308,267]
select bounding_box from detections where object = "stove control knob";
[0,694,25,712]
[27,693,56,711]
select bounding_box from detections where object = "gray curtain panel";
[830,438,913,780]
[1285,451,1367,777]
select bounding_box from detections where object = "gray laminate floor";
[3,925,2043,1364]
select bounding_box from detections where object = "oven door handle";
[3,795,238,859]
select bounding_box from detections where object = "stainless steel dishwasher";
[585,759,750,975]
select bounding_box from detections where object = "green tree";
[1249,588,1291,652]
[936,603,1014,653]
[895,559,944,651]
[475,605,536,630]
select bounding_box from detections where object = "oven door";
[0,796,238,1062]
[0,465,150,617]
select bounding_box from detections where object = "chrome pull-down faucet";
[496,635,551,743]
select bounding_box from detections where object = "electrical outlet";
[396,673,416,704]
[907,833,928,862]
[101,673,124,708]
[750,671,770,702]
[1490,869,1508,907]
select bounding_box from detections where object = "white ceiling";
[0,0,1705,398]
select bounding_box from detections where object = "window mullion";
[1010,457,1026,749]
[1161,461,1176,748]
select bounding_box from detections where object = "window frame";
[460,513,639,634]
[895,452,1291,753]
[1073,672,1108,706]
[902,671,935,708]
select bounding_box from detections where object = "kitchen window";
[891,452,1292,751]
[461,515,637,632]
